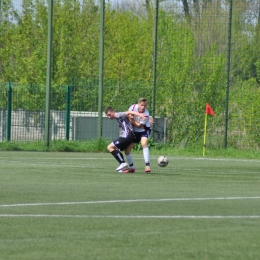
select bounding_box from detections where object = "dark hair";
[105,106,114,114]
[138,97,147,103]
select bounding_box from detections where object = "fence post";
[65,85,71,140]
[152,0,159,139]
[98,0,105,139]
[6,82,12,141]
[44,0,53,147]
[224,0,233,148]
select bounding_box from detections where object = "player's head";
[105,107,116,119]
[127,114,134,123]
[138,97,148,113]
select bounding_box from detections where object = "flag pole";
[203,112,208,156]
[204,103,215,156]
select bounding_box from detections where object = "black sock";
[111,150,125,164]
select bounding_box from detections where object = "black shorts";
[113,137,135,151]
[133,129,151,143]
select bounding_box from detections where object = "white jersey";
[129,104,150,132]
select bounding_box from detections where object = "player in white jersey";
[123,97,152,173]
[105,106,145,172]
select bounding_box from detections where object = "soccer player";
[105,107,145,172]
[123,97,152,173]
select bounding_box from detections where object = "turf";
[0,151,260,260]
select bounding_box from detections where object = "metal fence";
[0,81,167,143]
[1,0,260,149]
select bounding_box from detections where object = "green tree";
[0,0,19,82]
[52,0,99,85]
[104,7,153,81]
[10,0,47,84]
[156,11,225,146]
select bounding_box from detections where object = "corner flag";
[206,103,215,116]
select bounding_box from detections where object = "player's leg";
[123,133,142,173]
[107,139,128,171]
[141,136,151,172]
[124,143,136,173]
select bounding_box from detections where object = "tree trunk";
[182,0,191,23]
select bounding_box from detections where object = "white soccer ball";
[157,156,169,167]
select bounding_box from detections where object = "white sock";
[143,147,150,164]
[126,154,134,167]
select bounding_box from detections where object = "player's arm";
[128,115,143,128]
[149,116,154,125]
[125,110,145,119]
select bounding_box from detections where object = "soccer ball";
[157,156,169,167]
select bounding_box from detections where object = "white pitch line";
[1,156,260,163]
[0,214,260,219]
[182,157,260,163]
[1,196,260,208]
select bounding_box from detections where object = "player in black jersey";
[105,107,145,172]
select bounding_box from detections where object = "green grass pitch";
[0,151,260,260]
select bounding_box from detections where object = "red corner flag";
[206,103,215,116]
